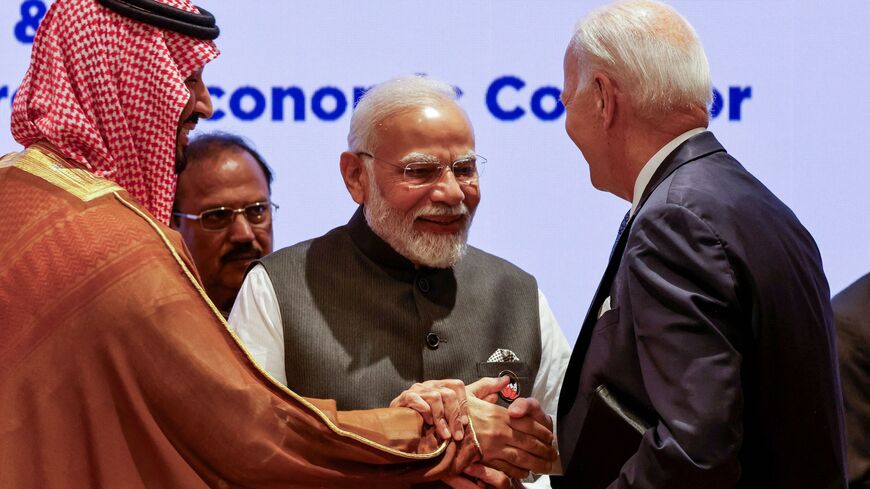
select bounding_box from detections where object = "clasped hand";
[465,377,557,479]
[391,377,557,487]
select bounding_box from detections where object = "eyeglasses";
[357,152,485,187]
[172,202,278,231]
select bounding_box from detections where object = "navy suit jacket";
[554,132,847,489]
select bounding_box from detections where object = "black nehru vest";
[258,207,542,410]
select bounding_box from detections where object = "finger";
[438,379,471,428]
[507,398,552,430]
[394,392,435,425]
[487,459,530,480]
[508,416,555,447]
[507,427,558,462]
[391,383,424,406]
[423,390,451,440]
[436,417,453,441]
[436,386,466,441]
[467,376,510,399]
[499,446,554,475]
[463,463,511,489]
[506,397,531,417]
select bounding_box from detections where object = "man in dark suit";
[833,273,870,489]
[553,1,848,488]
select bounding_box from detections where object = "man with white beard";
[230,75,570,484]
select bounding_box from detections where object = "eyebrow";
[198,198,270,212]
[399,152,440,164]
[399,150,476,165]
[453,150,476,161]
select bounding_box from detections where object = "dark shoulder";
[833,273,870,330]
[644,151,802,241]
[668,152,777,215]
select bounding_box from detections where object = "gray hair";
[348,75,462,153]
[567,0,712,119]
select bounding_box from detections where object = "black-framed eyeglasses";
[356,151,485,187]
[172,202,278,231]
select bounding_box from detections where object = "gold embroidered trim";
[10,145,122,202]
[114,192,447,461]
[1,152,18,168]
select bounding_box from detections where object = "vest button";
[425,332,440,349]
[417,278,431,293]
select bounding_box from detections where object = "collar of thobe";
[629,127,707,217]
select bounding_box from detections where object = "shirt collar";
[630,127,706,217]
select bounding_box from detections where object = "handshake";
[391,377,558,488]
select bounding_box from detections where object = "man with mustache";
[172,133,275,317]
[0,1,517,487]
[231,75,570,483]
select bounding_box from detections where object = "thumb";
[507,397,530,418]
[467,376,510,399]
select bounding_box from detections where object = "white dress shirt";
[630,127,707,217]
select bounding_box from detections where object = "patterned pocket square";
[487,348,520,363]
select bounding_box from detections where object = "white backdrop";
[2,1,868,343]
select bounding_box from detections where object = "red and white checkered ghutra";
[11,0,219,223]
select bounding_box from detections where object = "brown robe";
[0,144,480,488]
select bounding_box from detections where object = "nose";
[428,168,465,207]
[227,212,255,243]
[194,80,213,119]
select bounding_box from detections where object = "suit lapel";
[558,132,727,426]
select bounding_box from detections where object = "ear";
[340,151,368,205]
[592,73,618,129]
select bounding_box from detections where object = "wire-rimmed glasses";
[357,152,485,187]
[172,202,278,231]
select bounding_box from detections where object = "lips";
[415,214,467,234]
[418,214,463,225]
[178,116,199,147]
[221,250,261,264]
[177,125,195,147]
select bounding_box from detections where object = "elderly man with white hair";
[230,75,569,484]
[554,1,847,488]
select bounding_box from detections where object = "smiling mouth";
[417,214,464,225]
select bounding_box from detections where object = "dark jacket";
[833,273,870,489]
[555,131,847,489]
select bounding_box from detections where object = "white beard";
[363,176,472,269]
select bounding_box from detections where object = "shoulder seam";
[656,202,739,294]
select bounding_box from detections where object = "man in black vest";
[230,75,569,482]
[553,1,847,488]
